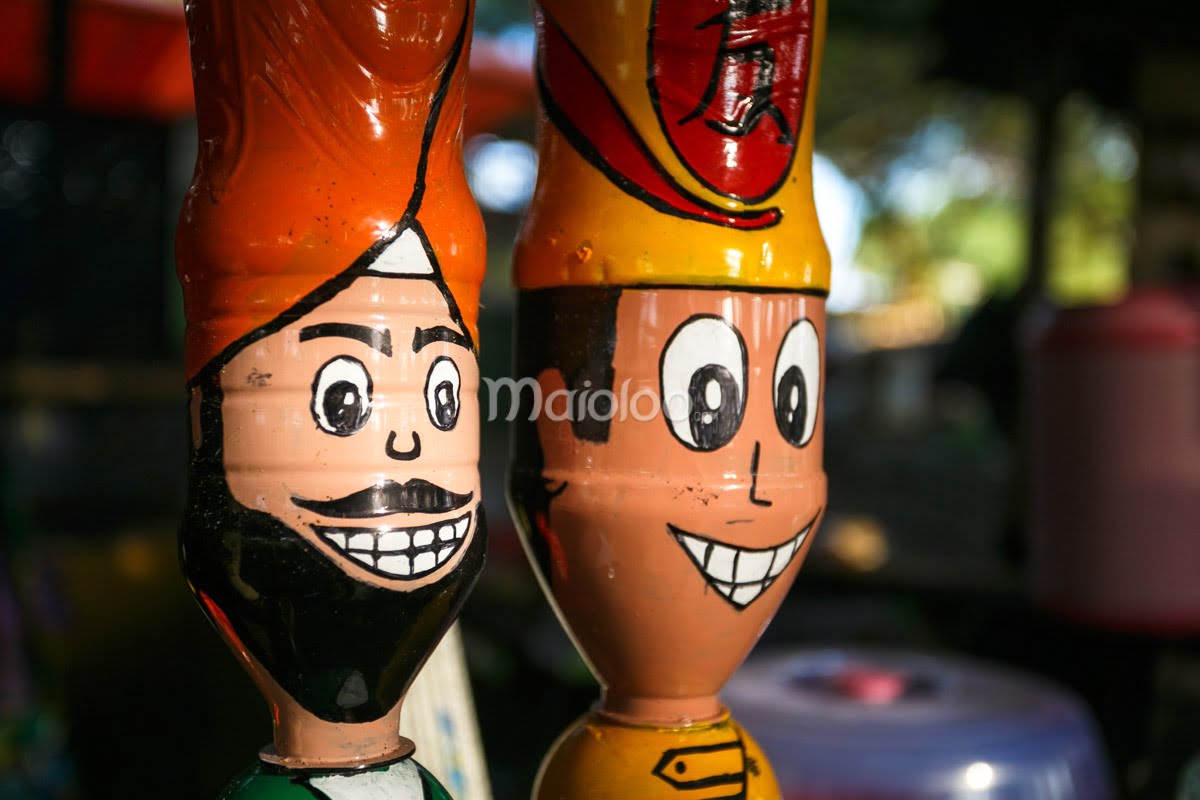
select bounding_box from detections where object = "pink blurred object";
[1032,286,1200,633]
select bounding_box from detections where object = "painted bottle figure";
[176,2,485,797]
[509,1,828,797]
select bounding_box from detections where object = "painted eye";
[425,356,461,431]
[660,315,747,451]
[311,356,372,436]
[774,319,820,447]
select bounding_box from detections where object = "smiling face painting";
[175,0,488,784]
[510,0,827,793]
[219,234,481,589]
[657,307,822,609]
[183,222,485,744]
[511,286,826,724]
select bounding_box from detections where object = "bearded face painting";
[185,220,484,728]
[176,0,485,792]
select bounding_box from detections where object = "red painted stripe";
[539,10,780,230]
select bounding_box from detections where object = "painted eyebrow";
[412,325,471,352]
[299,322,393,356]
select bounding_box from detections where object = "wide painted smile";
[669,514,818,609]
[313,506,473,580]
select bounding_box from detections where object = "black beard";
[181,465,486,724]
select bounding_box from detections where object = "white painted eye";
[311,356,373,436]
[660,315,747,451]
[773,319,820,447]
[425,356,461,431]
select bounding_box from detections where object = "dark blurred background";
[1,0,1198,798]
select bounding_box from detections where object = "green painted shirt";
[220,757,452,800]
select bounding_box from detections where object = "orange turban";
[176,0,485,379]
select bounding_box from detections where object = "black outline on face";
[424,355,462,432]
[669,509,820,611]
[508,287,826,620]
[659,313,749,452]
[187,7,477,582]
[279,276,475,582]
[646,0,816,205]
[651,308,822,611]
[300,322,394,357]
[310,354,374,437]
[312,502,479,584]
[291,479,474,520]
[180,12,486,724]
[773,317,821,449]
[413,325,472,353]
[186,12,474,392]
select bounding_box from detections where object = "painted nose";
[385,430,422,461]
[749,441,773,507]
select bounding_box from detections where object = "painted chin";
[313,504,477,581]
[668,512,819,610]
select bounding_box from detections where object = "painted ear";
[365,227,435,276]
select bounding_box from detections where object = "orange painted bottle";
[509,1,830,796]
[176,2,485,797]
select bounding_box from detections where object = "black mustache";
[291,479,473,518]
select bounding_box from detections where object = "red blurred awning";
[0,0,534,129]
[0,0,192,120]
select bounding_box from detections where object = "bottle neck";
[599,691,724,727]
[262,697,413,770]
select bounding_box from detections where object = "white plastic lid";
[726,648,1113,799]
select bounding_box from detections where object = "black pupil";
[688,364,739,450]
[433,380,458,428]
[323,380,366,435]
[775,364,807,445]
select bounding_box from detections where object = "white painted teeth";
[377,530,410,551]
[709,580,766,606]
[378,554,410,576]
[682,536,707,564]
[317,510,472,579]
[769,533,807,578]
[736,550,773,583]
[674,525,811,609]
[707,545,736,582]
[731,584,762,606]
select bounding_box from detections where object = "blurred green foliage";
[816,25,1135,314]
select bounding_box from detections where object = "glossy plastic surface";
[176,0,485,774]
[510,5,828,795]
[511,288,826,724]
[726,649,1113,800]
[535,710,780,800]
[506,4,825,796]
[514,0,829,291]
[178,0,485,378]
